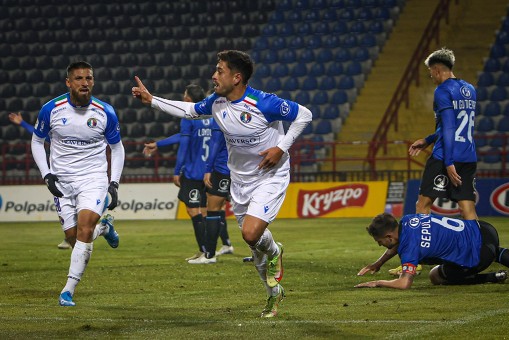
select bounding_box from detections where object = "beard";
[70,88,92,106]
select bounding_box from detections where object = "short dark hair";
[185,84,206,102]
[366,213,399,238]
[66,61,93,77]
[217,50,254,84]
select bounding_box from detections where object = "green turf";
[1,217,508,339]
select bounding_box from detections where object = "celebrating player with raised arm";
[132,50,312,318]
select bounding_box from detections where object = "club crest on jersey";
[460,86,472,99]
[87,118,98,128]
[240,112,252,123]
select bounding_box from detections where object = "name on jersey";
[420,219,431,248]
[197,128,211,137]
[452,99,476,110]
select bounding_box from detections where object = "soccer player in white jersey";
[31,61,125,307]
[132,50,312,318]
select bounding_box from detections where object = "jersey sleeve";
[104,104,121,144]
[256,92,300,122]
[174,120,192,175]
[33,104,52,138]
[156,133,181,147]
[193,93,218,116]
[398,227,421,273]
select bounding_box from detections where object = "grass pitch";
[1,217,509,339]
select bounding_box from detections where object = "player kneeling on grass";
[356,213,508,289]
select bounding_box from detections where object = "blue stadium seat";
[316,49,333,63]
[484,102,501,117]
[308,104,322,118]
[360,33,378,47]
[273,64,289,78]
[289,36,305,49]
[490,44,506,59]
[314,22,330,35]
[265,78,282,93]
[295,91,311,106]
[367,20,385,33]
[372,7,391,20]
[340,35,358,48]
[287,11,302,22]
[358,7,373,20]
[291,63,308,77]
[271,36,286,49]
[332,21,348,34]
[353,47,371,61]
[339,8,355,21]
[319,76,337,91]
[322,105,340,119]
[299,49,316,63]
[323,35,340,49]
[262,23,277,37]
[477,72,495,87]
[262,50,278,64]
[309,63,325,77]
[282,77,299,91]
[331,90,349,105]
[477,117,494,132]
[305,10,321,22]
[327,61,344,76]
[483,149,501,164]
[334,49,352,62]
[306,35,322,49]
[497,116,509,132]
[269,11,285,23]
[301,76,318,91]
[280,49,297,63]
[476,87,488,101]
[350,21,366,33]
[323,10,338,21]
[339,76,355,89]
[496,31,509,45]
[496,73,509,87]
[311,92,328,105]
[474,134,488,148]
[483,58,500,72]
[490,87,508,101]
[253,36,269,50]
[314,120,333,134]
[345,62,363,75]
[279,22,295,36]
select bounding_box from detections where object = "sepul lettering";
[298,184,368,217]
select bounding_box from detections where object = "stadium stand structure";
[0,0,402,180]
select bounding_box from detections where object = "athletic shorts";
[419,156,477,202]
[178,175,207,208]
[438,220,499,283]
[53,176,109,231]
[206,171,231,198]
[230,171,290,225]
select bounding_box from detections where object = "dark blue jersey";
[430,78,477,165]
[174,118,212,180]
[205,119,229,175]
[398,214,482,271]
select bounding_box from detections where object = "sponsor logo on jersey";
[264,205,269,213]
[240,111,252,123]
[87,118,98,128]
[280,101,290,116]
[62,118,68,125]
[189,189,200,203]
[96,199,101,205]
[224,134,260,147]
[222,111,227,118]
[490,182,509,215]
[433,175,448,191]
[297,184,368,217]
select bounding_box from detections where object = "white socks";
[61,240,93,296]
[251,228,281,296]
[92,222,108,241]
[254,228,279,259]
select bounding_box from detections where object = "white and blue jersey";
[206,119,229,175]
[427,78,477,165]
[33,93,121,180]
[194,86,300,184]
[175,117,212,181]
[398,214,482,271]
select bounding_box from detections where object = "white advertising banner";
[0,183,179,222]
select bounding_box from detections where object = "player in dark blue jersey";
[408,48,478,220]
[356,213,508,289]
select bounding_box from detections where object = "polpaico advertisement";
[0,183,179,222]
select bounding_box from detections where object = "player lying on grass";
[356,213,508,289]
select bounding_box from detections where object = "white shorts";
[230,171,290,225]
[54,176,109,231]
